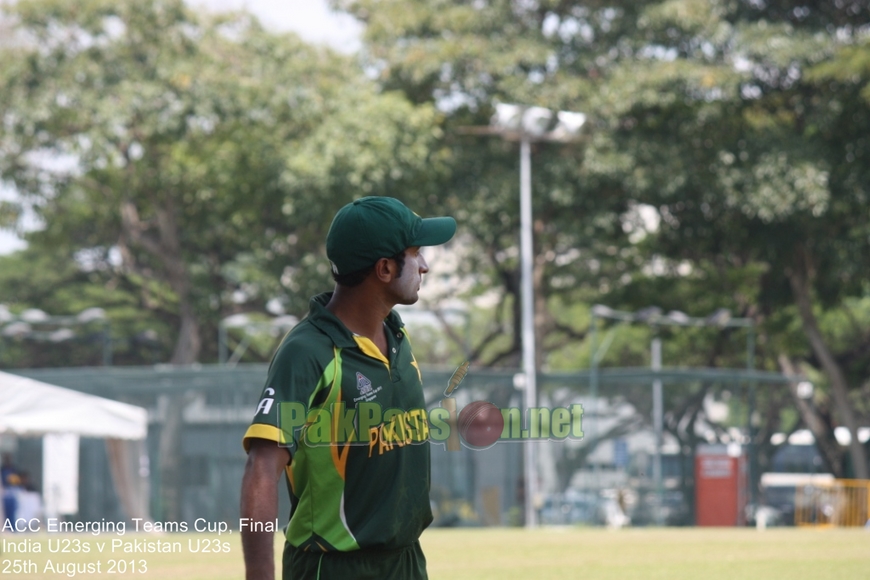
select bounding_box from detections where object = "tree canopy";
[336,0,870,477]
[0,0,444,365]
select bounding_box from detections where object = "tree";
[0,0,444,364]
[0,247,169,367]
[593,0,870,477]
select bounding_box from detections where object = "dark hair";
[332,250,406,287]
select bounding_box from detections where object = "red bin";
[695,444,747,526]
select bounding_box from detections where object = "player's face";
[389,246,428,305]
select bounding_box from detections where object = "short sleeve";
[242,331,333,455]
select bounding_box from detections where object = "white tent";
[0,371,148,521]
[0,371,147,439]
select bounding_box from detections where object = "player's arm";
[240,438,290,580]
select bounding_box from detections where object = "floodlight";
[221,313,251,328]
[796,381,814,400]
[20,308,49,322]
[706,308,732,326]
[634,306,662,322]
[77,307,107,322]
[271,315,298,329]
[48,328,76,342]
[493,103,523,131]
[521,106,554,136]
[550,111,587,140]
[591,304,615,317]
[2,321,31,337]
[666,310,692,325]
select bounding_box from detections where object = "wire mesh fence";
[6,363,809,528]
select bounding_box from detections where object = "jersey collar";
[307,292,406,348]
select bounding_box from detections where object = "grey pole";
[520,136,539,528]
[651,335,664,525]
[589,311,599,495]
[459,104,585,528]
[102,320,113,366]
[746,325,757,509]
[218,323,228,365]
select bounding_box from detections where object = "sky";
[0,0,363,255]
[193,0,363,53]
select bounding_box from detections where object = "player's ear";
[373,257,394,282]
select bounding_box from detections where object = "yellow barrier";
[795,479,870,527]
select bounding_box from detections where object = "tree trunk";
[119,197,202,364]
[156,396,185,521]
[171,300,201,365]
[119,196,200,522]
[787,267,869,479]
[777,354,844,477]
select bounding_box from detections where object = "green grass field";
[2,527,868,579]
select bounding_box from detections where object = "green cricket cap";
[326,196,456,275]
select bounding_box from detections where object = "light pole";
[463,104,586,527]
[651,332,664,524]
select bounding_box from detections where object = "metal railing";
[795,479,870,527]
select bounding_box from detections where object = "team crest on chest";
[356,372,373,395]
[353,371,383,403]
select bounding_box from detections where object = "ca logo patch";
[256,388,275,415]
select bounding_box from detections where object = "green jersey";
[243,292,433,554]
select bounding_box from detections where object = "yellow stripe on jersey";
[352,335,390,368]
[242,423,286,452]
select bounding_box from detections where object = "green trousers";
[283,540,428,580]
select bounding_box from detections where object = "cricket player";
[241,196,456,579]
